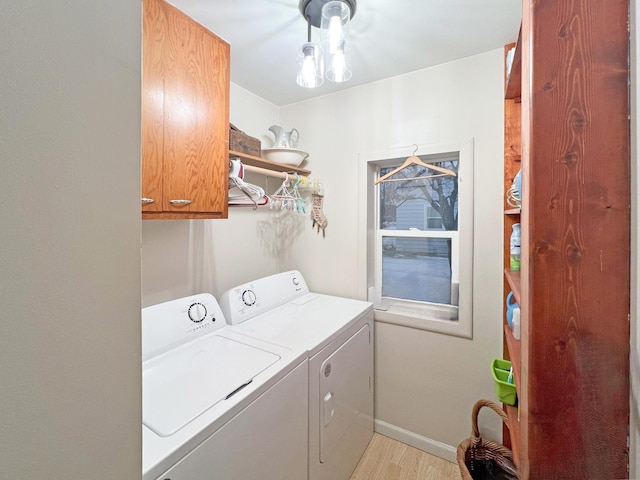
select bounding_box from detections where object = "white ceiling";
[166,0,522,107]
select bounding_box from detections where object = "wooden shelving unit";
[503,269,521,306]
[501,2,630,478]
[229,149,311,176]
[502,37,523,465]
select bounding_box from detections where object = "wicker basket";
[457,399,519,480]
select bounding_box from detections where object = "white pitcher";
[268,125,299,149]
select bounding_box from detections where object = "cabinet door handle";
[169,199,192,205]
[141,198,155,204]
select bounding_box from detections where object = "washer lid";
[143,335,280,437]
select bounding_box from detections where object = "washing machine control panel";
[242,289,257,306]
[142,293,225,361]
[220,270,310,325]
[188,302,208,322]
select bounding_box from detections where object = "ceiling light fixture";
[297,0,356,88]
[296,16,324,88]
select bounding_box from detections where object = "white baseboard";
[374,419,458,464]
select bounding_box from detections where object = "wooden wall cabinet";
[503,1,630,478]
[142,0,230,219]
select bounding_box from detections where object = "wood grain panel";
[162,3,229,214]
[505,32,522,100]
[142,211,224,220]
[504,269,521,306]
[141,0,166,211]
[505,405,521,467]
[522,0,630,478]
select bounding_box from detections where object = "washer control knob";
[188,302,207,323]
[242,289,257,306]
[292,277,300,286]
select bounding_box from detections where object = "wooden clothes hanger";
[375,146,457,185]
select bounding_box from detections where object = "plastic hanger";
[374,145,457,185]
[269,173,293,210]
[291,174,307,213]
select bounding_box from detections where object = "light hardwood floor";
[350,433,461,480]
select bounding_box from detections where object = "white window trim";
[358,140,474,338]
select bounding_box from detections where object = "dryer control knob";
[188,302,207,323]
[242,289,257,306]
[292,277,300,286]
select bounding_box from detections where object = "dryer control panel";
[220,270,309,325]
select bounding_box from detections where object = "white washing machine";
[142,293,308,480]
[220,270,374,480]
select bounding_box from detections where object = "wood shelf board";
[504,208,521,215]
[504,324,521,469]
[229,149,311,175]
[505,404,520,467]
[504,324,521,394]
[504,27,522,99]
[503,269,521,305]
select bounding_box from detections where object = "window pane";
[382,237,453,305]
[379,159,459,231]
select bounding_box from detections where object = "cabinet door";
[141,0,165,212]
[163,8,229,214]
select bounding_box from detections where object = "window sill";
[374,303,472,338]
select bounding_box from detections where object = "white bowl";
[261,148,309,167]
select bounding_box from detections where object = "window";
[363,141,473,337]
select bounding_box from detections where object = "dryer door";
[319,323,372,463]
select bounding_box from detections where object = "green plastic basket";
[491,358,517,406]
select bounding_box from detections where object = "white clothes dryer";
[142,293,308,480]
[220,270,374,480]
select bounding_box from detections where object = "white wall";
[280,50,505,454]
[141,49,508,457]
[4,2,631,475]
[0,2,141,479]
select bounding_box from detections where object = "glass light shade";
[321,1,352,83]
[325,42,351,82]
[296,42,324,88]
